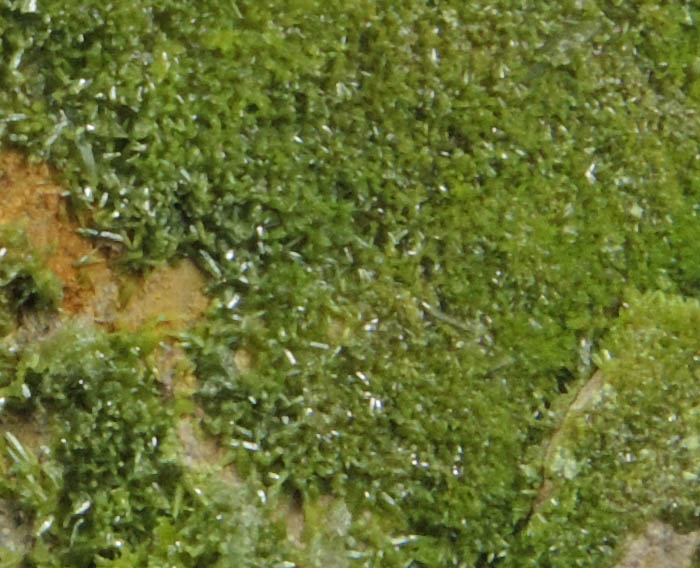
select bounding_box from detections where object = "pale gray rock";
[615,521,700,568]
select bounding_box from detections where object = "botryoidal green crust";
[2,0,700,565]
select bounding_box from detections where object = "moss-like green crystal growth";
[0,225,62,335]
[511,291,700,566]
[0,322,290,567]
[2,0,700,565]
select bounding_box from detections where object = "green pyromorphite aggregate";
[0,225,62,335]
[1,0,700,565]
[510,291,700,567]
[0,322,289,567]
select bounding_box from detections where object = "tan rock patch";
[116,259,209,332]
[234,347,254,373]
[149,342,198,398]
[615,520,700,568]
[0,150,209,333]
[0,150,106,315]
[0,497,32,557]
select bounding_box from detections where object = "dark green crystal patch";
[2,0,700,566]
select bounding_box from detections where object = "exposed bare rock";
[117,260,209,332]
[234,347,254,373]
[0,151,117,316]
[615,520,700,568]
[0,498,31,557]
[0,150,209,333]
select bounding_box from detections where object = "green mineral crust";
[1,1,700,566]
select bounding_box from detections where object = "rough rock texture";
[117,260,209,331]
[0,151,218,553]
[615,521,700,568]
[0,151,104,315]
[0,498,31,558]
[0,150,209,330]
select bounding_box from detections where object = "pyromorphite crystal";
[509,291,700,566]
[0,224,62,329]
[2,0,700,566]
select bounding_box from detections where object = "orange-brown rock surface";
[0,150,208,331]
